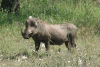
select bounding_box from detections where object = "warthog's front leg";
[35,41,40,51]
[45,40,50,52]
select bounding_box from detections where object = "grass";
[0,25,100,67]
[0,0,100,67]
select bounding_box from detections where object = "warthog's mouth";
[22,33,33,39]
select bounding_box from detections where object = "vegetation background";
[0,0,100,67]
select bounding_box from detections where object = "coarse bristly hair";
[36,20,51,38]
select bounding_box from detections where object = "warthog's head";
[21,16,39,39]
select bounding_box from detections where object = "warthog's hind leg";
[65,41,71,51]
[69,34,76,48]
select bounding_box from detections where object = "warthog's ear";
[37,17,40,23]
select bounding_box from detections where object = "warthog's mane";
[36,20,51,38]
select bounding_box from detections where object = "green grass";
[0,25,100,67]
[0,0,100,67]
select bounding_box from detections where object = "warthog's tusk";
[29,30,32,33]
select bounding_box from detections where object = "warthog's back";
[44,24,69,45]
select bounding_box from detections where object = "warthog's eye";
[30,22,37,27]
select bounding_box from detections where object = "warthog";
[21,16,77,52]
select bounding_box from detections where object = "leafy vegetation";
[0,0,100,67]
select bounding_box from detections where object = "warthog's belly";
[49,39,65,45]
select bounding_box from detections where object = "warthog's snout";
[21,29,32,39]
